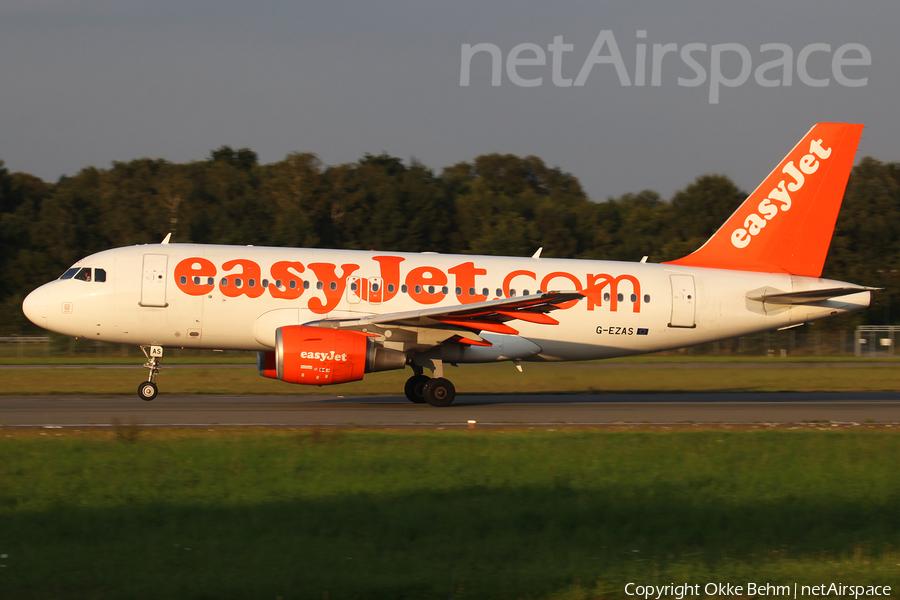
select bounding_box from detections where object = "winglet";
[664,123,864,277]
[532,247,543,259]
[161,233,172,245]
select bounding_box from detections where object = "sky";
[1,0,898,202]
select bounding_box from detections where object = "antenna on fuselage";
[161,233,172,245]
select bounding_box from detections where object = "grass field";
[1,428,899,599]
[2,361,900,396]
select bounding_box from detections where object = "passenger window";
[330,281,337,291]
[94,269,107,283]
[644,294,650,303]
[249,278,256,288]
[631,294,637,303]
[303,281,310,290]
[603,292,610,302]
[181,276,188,285]
[482,288,489,297]
[262,279,269,288]
[59,267,80,280]
[523,289,530,296]
[221,278,228,286]
[350,282,358,291]
[428,286,435,294]
[617,293,624,302]
[372,283,379,292]
[74,268,92,282]
[193,276,200,285]
[495,288,502,297]
[441,286,448,295]
[289,280,297,289]
[468,287,474,296]
[401,284,408,293]
[456,287,463,295]
[317,281,324,290]
[207,277,214,286]
[388,284,395,293]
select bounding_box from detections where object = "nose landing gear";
[138,345,163,401]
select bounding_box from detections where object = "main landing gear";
[404,367,456,407]
[138,345,163,401]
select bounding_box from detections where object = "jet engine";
[257,325,407,385]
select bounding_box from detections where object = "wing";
[304,291,583,349]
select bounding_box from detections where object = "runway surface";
[2,392,900,428]
[2,362,898,370]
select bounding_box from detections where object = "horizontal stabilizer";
[747,287,878,305]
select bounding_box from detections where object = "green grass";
[3,362,900,395]
[1,429,899,599]
[0,355,256,365]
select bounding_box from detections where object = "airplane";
[21,123,875,406]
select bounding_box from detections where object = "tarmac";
[2,391,900,428]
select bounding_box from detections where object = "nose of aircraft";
[22,286,49,329]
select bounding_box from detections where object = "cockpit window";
[60,267,108,283]
[59,266,107,282]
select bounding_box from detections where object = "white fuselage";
[23,244,871,361]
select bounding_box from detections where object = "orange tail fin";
[664,122,863,277]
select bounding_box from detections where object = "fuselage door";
[140,254,169,308]
[369,277,383,305]
[668,274,696,328]
[346,277,361,304]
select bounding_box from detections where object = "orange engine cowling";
[256,325,406,385]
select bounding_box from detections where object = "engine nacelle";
[257,325,406,385]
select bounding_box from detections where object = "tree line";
[1,148,898,333]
